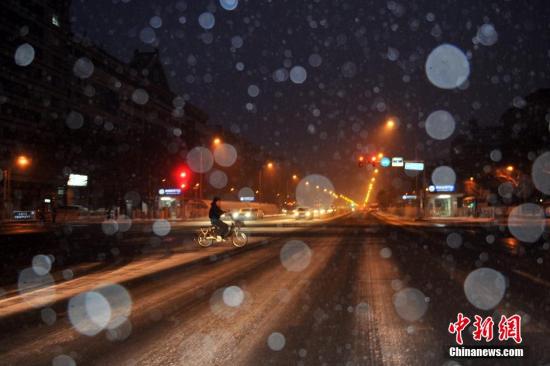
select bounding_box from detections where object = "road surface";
[0,212,549,365]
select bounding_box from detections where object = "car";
[232,208,264,220]
[293,207,312,220]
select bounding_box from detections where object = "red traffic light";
[173,166,191,190]
[358,156,365,168]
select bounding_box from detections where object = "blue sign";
[239,196,255,202]
[380,157,391,167]
[158,188,182,196]
[13,211,35,220]
[428,185,454,192]
[436,185,454,192]
[404,161,425,171]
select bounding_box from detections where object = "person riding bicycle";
[209,196,229,238]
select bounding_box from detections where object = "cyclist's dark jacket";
[209,203,223,220]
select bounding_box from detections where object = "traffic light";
[174,166,191,190]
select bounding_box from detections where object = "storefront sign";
[428,184,455,192]
[239,196,255,202]
[402,195,417,200]
[67,174,88,187]
[13,211,35,220]
[404,161,424,171]
[158,188,182,195]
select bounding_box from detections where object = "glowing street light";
[213,137,221,145]
[16,155,30,169]
[506,165,514,172]
[267,162,274,169]
[386,119,395,129]
[374,168,379,174]
[377,152,384,159]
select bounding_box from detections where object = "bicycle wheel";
[197,231,214,247]
[232,230,248,247]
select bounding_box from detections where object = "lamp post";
[2,155,31,219]
[258,162,274,202]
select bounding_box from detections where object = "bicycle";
[196,218,248,248]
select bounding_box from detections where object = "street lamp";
[258,161,275,202]
[213,137,221,145]
[2,154,32,219]
[506,165,514,172]
[16,155,30,168]
[386,119,395,129]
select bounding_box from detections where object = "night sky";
[70,0,550,200]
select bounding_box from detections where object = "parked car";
[293,207,312,220]
[232,208,264,220]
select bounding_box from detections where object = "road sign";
[391,157,404,167]
[380,157,391,167]
[404,161,424,171]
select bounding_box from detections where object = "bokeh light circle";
[392,288,429,322]
[464,268,506,310]
[209,170,228,189]
[296,174,334,208]
[508,203,545,243]
[213,143,238,167]
[532,152,550,195]
[431,166,456,186]
[280,240,312,272]
[267,332,286,351]
[425,44,470,89]
[14,43,35,66]
[425,110,455,140]
[187,147,214,173]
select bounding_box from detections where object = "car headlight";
[293,211,298,216]
[245,212,251,218]
[232,212,239,219]
[305,212,311,217]
[320,209,326,214]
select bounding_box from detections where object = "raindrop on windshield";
[14,43,35,66]
[290,65,307,84]
[213,143,238,167]
[280,240,312,272]
[507,203,545,243]
[187,147,214,173]
[73,57,94,79]
[425,44,470,89]
[267,332,286,351]
[198,12,215,30]
[392,288,429,321]
[463,268,506,310]
[425,110,455,140]
[152,219,171,236]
